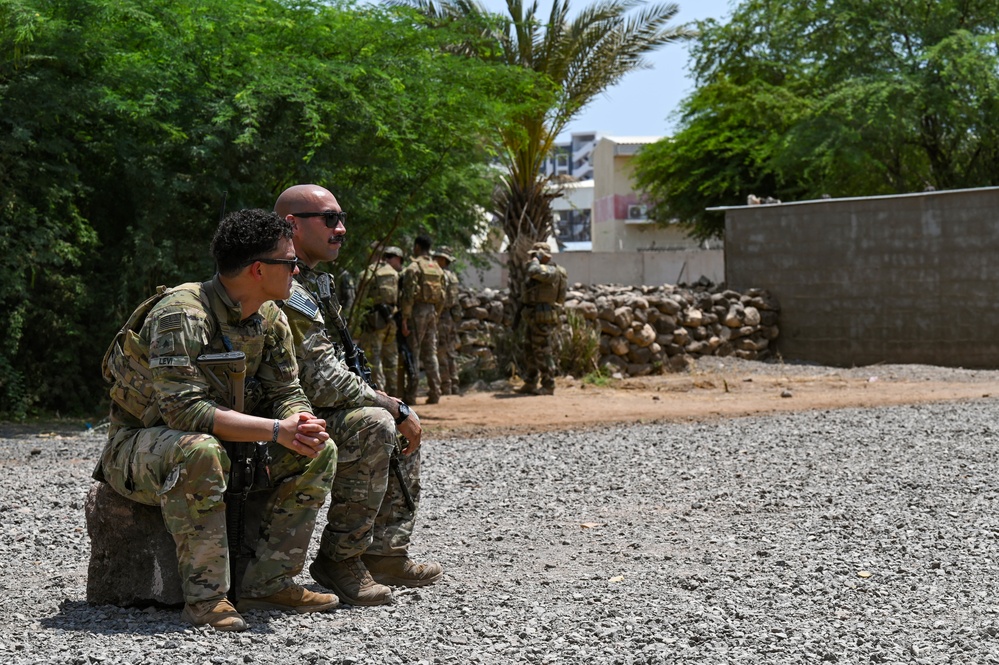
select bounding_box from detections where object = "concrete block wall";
[722,187,999,368]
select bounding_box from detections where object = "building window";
[555,209,591,243]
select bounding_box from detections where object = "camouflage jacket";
[104,274,309,432]
[282,263,379,410]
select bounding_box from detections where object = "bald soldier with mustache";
[274,184,443,606]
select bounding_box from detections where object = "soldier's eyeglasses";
[291,211,347,228]
[245,257,299,271]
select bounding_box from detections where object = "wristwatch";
[395,402,411,425]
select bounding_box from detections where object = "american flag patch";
[285,290,319,319]
[149,356,191,368]
[157,312,183,333]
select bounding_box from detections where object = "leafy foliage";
[0,0,526,418]
[555,308,600,378]
[634,0,999,239]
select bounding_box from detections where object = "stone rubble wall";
[455,281,780,377]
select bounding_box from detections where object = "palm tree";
[394,0,692,306]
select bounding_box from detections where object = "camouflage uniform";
[96,276,337,604]
[434,254,461,395]
[521,246,569,392]
[399,255,445,403]
[282,264,420,563]
[357,259,400,398]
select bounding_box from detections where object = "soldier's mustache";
[331,235,346,245]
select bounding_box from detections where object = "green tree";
[634,0,999,239]
[0,0,526,418]
[395,0,693,304]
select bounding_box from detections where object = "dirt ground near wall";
[413,358,999,438]
[4,359,997,441]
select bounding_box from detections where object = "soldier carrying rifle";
[275,184,443,607]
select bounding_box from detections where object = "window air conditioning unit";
[627,204,648,220]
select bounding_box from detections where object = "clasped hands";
[278,413,330,458]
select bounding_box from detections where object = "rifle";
[197,350,271,603]
[319,276,417,513]
[394,311,418,401]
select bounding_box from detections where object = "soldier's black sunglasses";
[291,211,347,227]
[243,256,299,271]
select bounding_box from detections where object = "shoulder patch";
[149,355,192,368]
[157,312,184,333]
[285,289,320,319]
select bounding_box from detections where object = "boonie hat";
[383,246,404,258]
[432,246,455,262]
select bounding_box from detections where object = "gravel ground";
[4,367,999,664]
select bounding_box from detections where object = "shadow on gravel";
[39,600,290,635]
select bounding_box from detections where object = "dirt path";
[415,362,999,437]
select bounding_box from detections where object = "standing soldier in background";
[358,246,404,398]
[432,246,461,396]
[518,242,568,396]
[399,235,445,405]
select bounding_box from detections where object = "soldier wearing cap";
[432,246,461,396]
[358,245,404,397]
[518,241,568,395]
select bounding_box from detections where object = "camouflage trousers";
[100,425,337,604]
[523,307,557,389]
[359,318,399,398]
[315,406,420,562]
[436,313,459,394]
[406,302,440,402]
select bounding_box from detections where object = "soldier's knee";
[180,434,227,480]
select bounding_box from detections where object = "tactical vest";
[414,256,445,305]
[524,263,568,306]
[101,281,260,427]
[101,283,203,427]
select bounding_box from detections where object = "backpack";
[416,257,445,305]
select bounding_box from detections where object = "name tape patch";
[149,356,192,368]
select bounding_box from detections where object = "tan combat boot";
[309,556,394,606]
[362,554,444,588]
[236,583,339,614]
[181,598,248,632]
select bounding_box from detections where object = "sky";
[479,0,735,141]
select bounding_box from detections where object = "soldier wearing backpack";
[358,246,404,398]
[399,235,446,404]
[518,241,568,395]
